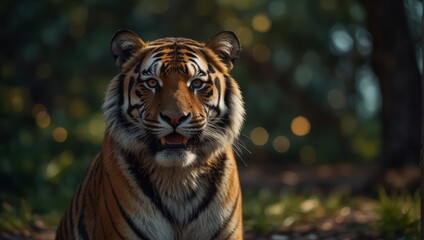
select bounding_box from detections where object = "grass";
[0,200,60,232]
[0,200,33,232]
[0,189,420,239]
[243,188,420,238]
[243,188,357,233]
[376,189,420,239]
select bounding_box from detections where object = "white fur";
[155,150,197,167]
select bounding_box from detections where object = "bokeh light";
[250,127,269,146]
[330,26,354,54]
[273,136,290,153]
[45,162,59,179]
[8,88,24,112]
[53,127,68,143]
[35,110,51,128]
[291,116,311,136]
[32,104,46,117]
[252,13,272,33]
[301,199,319,212]
[235,26,253,46]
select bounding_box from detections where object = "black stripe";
[185,52,197,58]
[128,104,142,120]
[204,88,213,98]
[223,76,232,111]
[74,183,83,212]
[125,152,178,224]
[210,190,240,240]
[102,169,125,240]
[141,58,160,77]
[204,76,222,117]
[216,76,233,129]
[134,62,142,73]
[189,61,200,75]
[160,62,166,73]
[77,155,104,239]
[186,153,227,224]
[184,188,198,202]
[179,44,199,53]
[208,63,215,74]
[127,77,135,116]
[77,187,90,238]
[143,122,160,129]
[223,219,239,240]
[118,74,126,106]
[116,75,133,130]
[181,63,189,75]
[199,49,223,72]
[153,52,166,58]
[105,167,151,240]
[187,58,207,78]
[214,77,221,109]
[150,39,202,47]
[205,74,213,84]
[205,104,221,116]
[154,44,197,54]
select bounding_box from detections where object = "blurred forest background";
[0,0,422,238]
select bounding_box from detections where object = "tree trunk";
[360,0,421,169]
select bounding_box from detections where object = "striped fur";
[56,30,245,240]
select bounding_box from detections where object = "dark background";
[0,0,422,232]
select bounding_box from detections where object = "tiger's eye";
[191,79,204,89]
[146,79,159,88]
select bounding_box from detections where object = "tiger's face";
[103,30,244,168]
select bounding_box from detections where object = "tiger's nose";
[159,112,191,127]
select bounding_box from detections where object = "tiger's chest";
[103,184,235,240]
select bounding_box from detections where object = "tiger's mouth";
[159,132,189,148]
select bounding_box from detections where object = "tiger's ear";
[111,29,146,70]
[206,31,241,70]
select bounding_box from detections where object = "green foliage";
[243,189,354,234]
[0,201,32,231]
[0,200,61,232]
[243,189,421,237]
[375,189,420,239]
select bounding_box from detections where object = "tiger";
[56,29,245,240]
